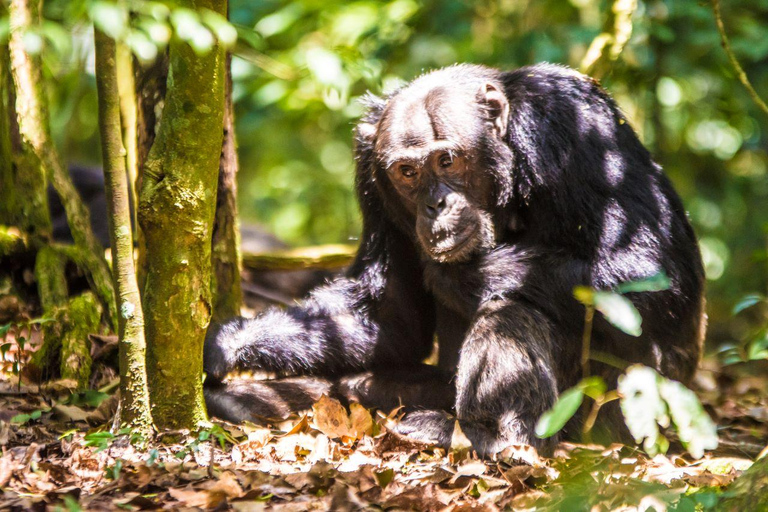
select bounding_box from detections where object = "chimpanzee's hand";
[204,318,249,382]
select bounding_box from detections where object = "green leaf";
[90,2,129,40]
[573,286,594,307]
[535,386,584,438]
[201,10,237,47]
[617,272,671,293]
[374,468,394,488]
[619,365,668,455]
[593,291,642,336]
[747,333,768,360]
[171,8,215,54]
[126,30,159,65]
[65,390,110,408]
[0,323,12,336]
[579,376,607,400]
[660,379,718,458]
[733,294,765,315]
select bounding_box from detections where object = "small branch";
[582,390,620,436]
[581,306,595,381]
[712,0,768,117]
[580,0,638,79]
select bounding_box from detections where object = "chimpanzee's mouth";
[429,225,479,261]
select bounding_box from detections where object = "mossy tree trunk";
[138,0,227,429]
[719,456,768,511]
[7,0,116,327]
[211,56,243,322]
[94,28,153,431]
[1,3,51,239]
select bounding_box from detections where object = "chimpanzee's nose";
[425,196,447,219]
[424,183,454,219]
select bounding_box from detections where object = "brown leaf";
[312,395,351,439]
[349,403,374,438]
[204,471,244,499]
[169,486,220,508]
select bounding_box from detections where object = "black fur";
[204,64,705,456]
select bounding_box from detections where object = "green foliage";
[575,286,643,336]
[618,365,718,458]
[535,385,586,438]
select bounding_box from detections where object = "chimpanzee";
[203,64,706,456]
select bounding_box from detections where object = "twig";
[712,0,768,117]
[581,306,595,381]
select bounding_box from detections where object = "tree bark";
[7,0,116,327]
[211,56,243,322]
[139,0,227,429]
[719,456,768,510]
[94,28,153,431]
[1,6,50,239]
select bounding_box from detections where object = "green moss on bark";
[7,0,115,328]
[211,57,243,322]
[59,292,101,388]
[139,0,227,429]
[2,11,51,238]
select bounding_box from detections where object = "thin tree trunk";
[139,0,227,429]
[1,5,50,238]
[211,56,243,322]
[116,42,139,232]
[8,0,116,327]
[94,28,153,431]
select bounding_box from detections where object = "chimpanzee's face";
[373,82,509,263]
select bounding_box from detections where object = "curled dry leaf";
[312,395,351,439]
[350,403,374,438]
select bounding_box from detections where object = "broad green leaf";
[254,3,303,38]
[90,2,129,40]
[201,10,237,47]
[171,8,215,54]
[41,21,72,56]
[659,379,718,458]
[747,333,768,360]
[126,30,158,65]
[579,376,607,400]
[593,291,642,336]
[618,365,668,455]
[617,272,671,293]
[733,294,765,315]
[0,323,11,336]
[535,386,584,438]
[137,19,172,47]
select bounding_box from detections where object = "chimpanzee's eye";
[400,165,417,178]
[439,154,453,168]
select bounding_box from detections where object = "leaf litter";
[1,355,767,510]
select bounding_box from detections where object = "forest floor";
[1,333,767,511]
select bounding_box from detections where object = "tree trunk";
[7,0,116,327]
[94,28,153,431]
[138,0,227,429]
[1,5,50,238]
[211,56,243,322]
[719,456,768,511]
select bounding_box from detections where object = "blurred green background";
[36,0,768,350]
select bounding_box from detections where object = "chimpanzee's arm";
[204,227,435,380]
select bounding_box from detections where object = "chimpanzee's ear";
[355,93,386,146]
[479,82,509,138]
